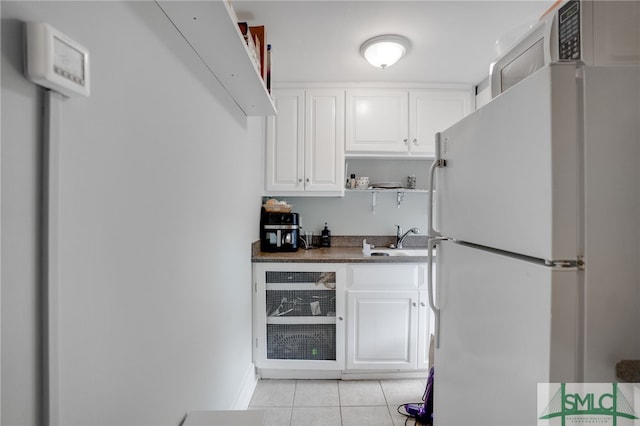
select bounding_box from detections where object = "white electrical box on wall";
[25,22,90,97]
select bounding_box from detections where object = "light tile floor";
[249,379,430,426]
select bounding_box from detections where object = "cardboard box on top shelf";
[250,26,266,80]
[237,22,261,74]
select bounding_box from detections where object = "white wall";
[2,2,264,425]
[281,159,432,236]
[1,10,43,426]
[287,191,429,237]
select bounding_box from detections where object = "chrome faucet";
[298,226,313,250]
[395,225,420,249]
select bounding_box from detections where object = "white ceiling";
[233,0,556,86]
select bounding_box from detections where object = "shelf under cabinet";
[266,282,336,291]
[346,188,431,212]
[345,188,430,193]
[266,317,337,325]
[345,154,436,160]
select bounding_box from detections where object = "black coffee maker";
[260,208,299,252]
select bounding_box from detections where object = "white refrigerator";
[428,63,640,426]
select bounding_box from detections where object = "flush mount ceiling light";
[360,34,411,69]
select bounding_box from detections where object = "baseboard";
[231,363,258,410]
[256,368,429,380]
[258,369,342,380]
[341,370,428,380]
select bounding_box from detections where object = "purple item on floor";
[403,366,434,424]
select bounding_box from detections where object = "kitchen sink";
[370,248,431,257]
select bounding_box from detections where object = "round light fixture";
[360,34,411,69]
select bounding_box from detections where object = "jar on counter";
[349,174,357,189]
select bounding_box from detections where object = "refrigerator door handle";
[427,236,445,348]
[427,132,447,348]
[428,132,444,239]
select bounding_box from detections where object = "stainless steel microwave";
[490,0,640,98]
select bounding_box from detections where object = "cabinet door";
[345,90,409,153]
[417,263,435,370]
[253,263,346,371]
[304,89,345,192]
[265,90,305,192]
[346,291,418,370]
[409,89,473,156]
[417,292,433,370]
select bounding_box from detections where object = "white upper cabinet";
[266,89,345,196]
[345,90,409,153]
[304,90,346,192]
[266,90,304,192]
[346,87,473,158]
[410,89,473,157]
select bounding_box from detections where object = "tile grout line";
[289,380,297,426]
[378,380,397,426]
[336,379,343,426]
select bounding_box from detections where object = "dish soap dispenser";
[321,222,331,247]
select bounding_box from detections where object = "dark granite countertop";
[252,235,431,264]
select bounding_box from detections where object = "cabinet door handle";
[306,178,310,183]
[338,316,344,321]
[413,138,418,145]
[403,138,409,145]
[298,178,303,183]
[420,302,426,307]
[412,302,417,307]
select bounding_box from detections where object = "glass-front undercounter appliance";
[253,263,345,372]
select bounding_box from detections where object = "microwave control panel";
[558,0,581,60]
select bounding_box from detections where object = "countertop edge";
[251,238,431,264]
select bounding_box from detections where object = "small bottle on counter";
[321,223,331,247]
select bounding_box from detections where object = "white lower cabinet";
[253,262,431,375]
[253,263,346,370]
[347,290,418,370]
[417,292,432,370]
[346,264,431,371]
